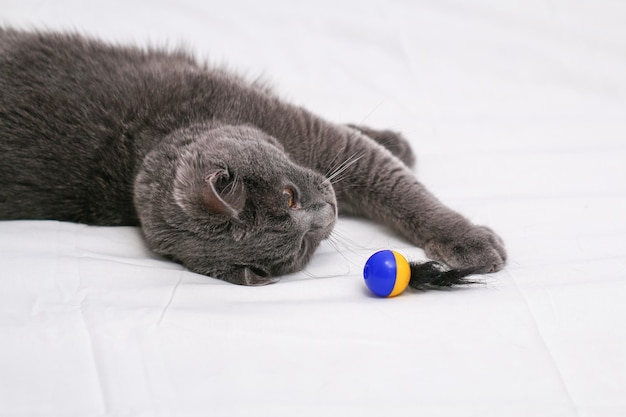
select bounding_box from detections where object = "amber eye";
[283,187,298,209]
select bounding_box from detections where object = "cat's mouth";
[249,266,271,278]
[298,235,311,258]
[297,226,331,261]
[239,200,337,279]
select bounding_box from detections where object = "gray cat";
[0,29,506,286]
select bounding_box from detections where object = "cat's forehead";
[213,138,309,176]
[212,133,280,161]
[181,126,323,185]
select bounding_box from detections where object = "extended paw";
[424,226,507,273]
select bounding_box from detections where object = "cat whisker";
[321,125,371,186]
[322,152,365,186]
[300,262,352,280]
[324,150,357,181]
[358,101,384,126]
[325,165,359,186]
[301,269,316,279]
[326,172,349,186]
[322,235,364,272]
[324,147,348,176]
[323,126,365,174]
[328,229,368,252]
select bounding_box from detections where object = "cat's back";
[0,29,204,224]
[0,28,201,123]
[0,29,278,224]
[0,28,188,147]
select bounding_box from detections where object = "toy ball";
[363,250,411,297]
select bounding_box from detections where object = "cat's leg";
[317,127,506,273]
[347,124,415,168]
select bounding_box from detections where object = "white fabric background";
[1,1,625,416]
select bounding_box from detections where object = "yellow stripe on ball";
[389,250,411,297]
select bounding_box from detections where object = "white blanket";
[1,1,625,415]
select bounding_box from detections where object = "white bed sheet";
[1,1,625,416]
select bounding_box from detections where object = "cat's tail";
[407,261,483,290]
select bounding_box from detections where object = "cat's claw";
[424,226,507,273]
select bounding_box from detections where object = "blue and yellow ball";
[363,250,411,297]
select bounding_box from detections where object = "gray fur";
[0,29,506,285]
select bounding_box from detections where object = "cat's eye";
[283,187,298,209]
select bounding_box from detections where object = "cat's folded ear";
[202,169,246,218]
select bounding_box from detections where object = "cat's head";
[135,124,337,285]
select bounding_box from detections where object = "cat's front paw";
[424,226,507,273]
